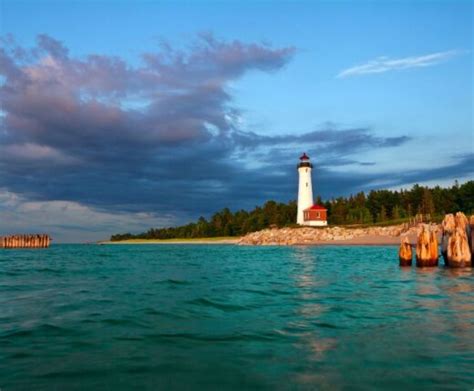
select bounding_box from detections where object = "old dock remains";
[1,234,51,249]
[398,211,473,268]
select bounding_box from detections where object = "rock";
[238,223,414,246]
[399,236,412,266]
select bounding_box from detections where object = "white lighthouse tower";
[297,153,328,226]
[297,153,314,224]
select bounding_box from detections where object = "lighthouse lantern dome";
[299,152,310,161]
[297,152,313,169]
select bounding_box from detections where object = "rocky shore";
[238,224,440,246]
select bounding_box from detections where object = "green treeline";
[110,181,474,241]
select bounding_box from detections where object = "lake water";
[1,244,473,390]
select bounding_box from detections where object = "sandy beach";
[99,237,239,245]
[99,233,422,246]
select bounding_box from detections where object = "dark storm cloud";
[233,127,410,151]
[0,34,462,225]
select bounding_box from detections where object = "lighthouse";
[296,153,327,226]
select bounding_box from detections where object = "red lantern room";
[297,152,313,169]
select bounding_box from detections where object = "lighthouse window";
[305,169,308,173]
[306,182,308,187]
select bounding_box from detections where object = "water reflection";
[291,247,319,288]
[444,267,473,279]
[442,267,474,336]
[288,246,336,374]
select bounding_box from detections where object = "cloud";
[232,127,410,154]
[1,34,465,241]
[0,189,173,242]
[337,50,464,78]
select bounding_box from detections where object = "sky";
[0,0,472,242]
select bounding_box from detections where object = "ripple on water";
[154,278,192,285]
[187,297,251,312]
[1,244,474,390]
[1,323,78,340]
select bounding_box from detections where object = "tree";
[110,181,474,240]
[392,205,401,220]
[377,205,387,222]
[421,188,434,216]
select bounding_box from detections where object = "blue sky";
[0,0,472,241]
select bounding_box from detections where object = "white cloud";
[2,143,80,164]
[337,50,464,78]
[0,189,175,242]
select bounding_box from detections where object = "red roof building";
[303,204,328,226]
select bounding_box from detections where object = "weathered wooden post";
[429,229,438,263]
[439,212,472,268]
[470,215,474,257]
[1,234,51,249]
[441,214,455,266]
[416,224,438,267]
[399,236,412,266]
[447,226,471,268]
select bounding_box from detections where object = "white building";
[297,153,328,226]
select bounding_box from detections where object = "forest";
[110,181,474,241]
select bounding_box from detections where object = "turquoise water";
[1,244,473,390]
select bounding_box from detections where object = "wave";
[144,331,280,343]
[154,278,192,286]
[187,297,250,312]
[100,318,150,328]
[0,324,77,339]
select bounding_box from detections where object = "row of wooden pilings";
[0,234,51,249]
[399,212,474,268]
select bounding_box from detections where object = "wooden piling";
[399,236,412,266]
[441,214,455,266]
[447,226,471,268]
[416,224,438,267]
[0,234,51,249]
[440,212,472,268]
[470,215,474,258]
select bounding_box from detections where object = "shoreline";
[98,238,239,245]
[98,234,414,246]
[241,234,416,246]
